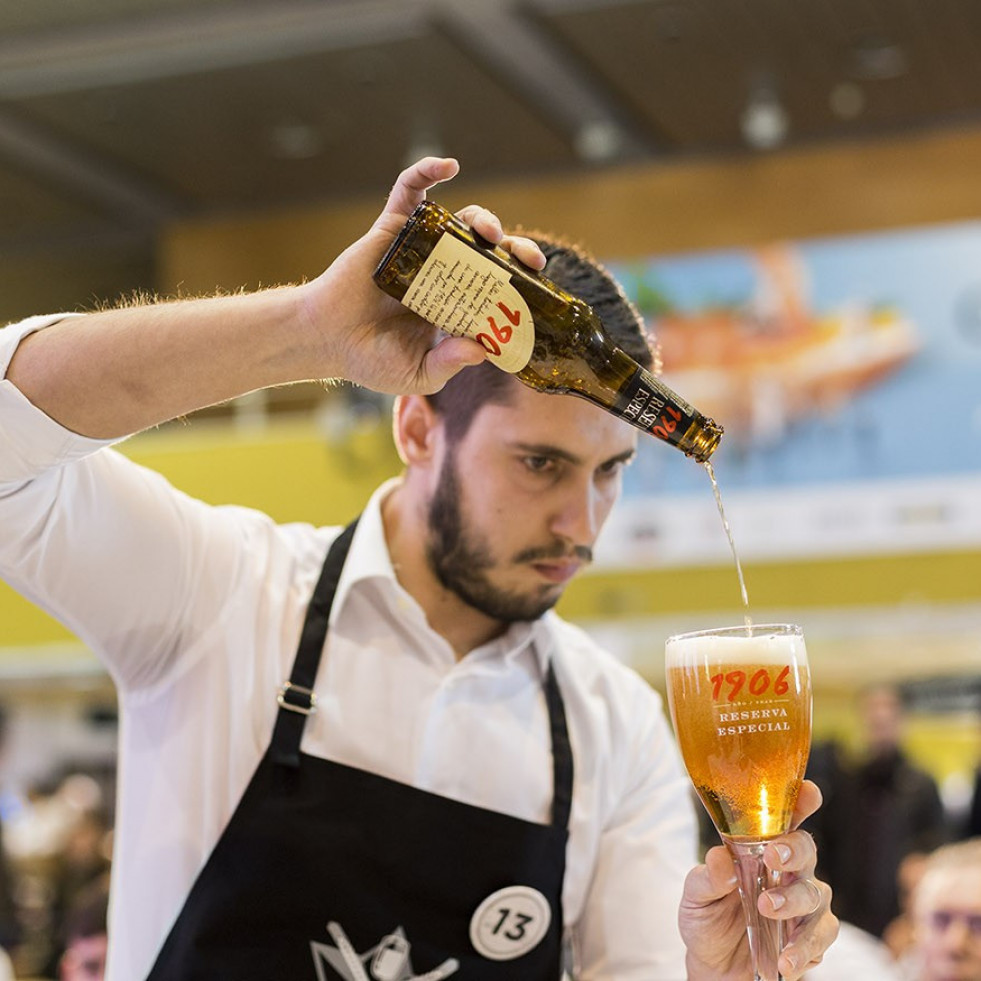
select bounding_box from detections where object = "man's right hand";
[299,156,546,396]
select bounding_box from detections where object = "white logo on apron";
[311,922,459,981]
[468,886,552,961]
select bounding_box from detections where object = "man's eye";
[598,457,630,477]
[524,456,554,473]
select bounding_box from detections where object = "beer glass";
[665,623,811,981]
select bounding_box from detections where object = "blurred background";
[2,0,981,975]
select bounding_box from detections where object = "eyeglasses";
[929,910,981,938]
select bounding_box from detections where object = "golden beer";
[666,628,811,841]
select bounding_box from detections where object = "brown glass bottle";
[373,200,723,462]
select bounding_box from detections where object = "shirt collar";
[331,478,557,677]
[329,476,402,617]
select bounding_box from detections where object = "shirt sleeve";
[0,314,114,483]
[573,682,698,981]
[0,315,253,693]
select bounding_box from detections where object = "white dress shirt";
[805,922,903,980]
[0,314,697,981]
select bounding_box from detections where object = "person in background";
[0,156,837,980]
[884,851,931,963]
[801,737,855,905]
[58,876,109,981]
[0,707,21,961]
[40,800,112,981]
[960,722,981,840]
[832,684,947,938]
[899,838,981,981]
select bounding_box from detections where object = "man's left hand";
[679,780,839,980]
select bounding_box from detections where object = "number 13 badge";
[468,886,552,961]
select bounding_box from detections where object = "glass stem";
[725,839,784,981]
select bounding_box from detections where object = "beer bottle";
[373,200,723,462]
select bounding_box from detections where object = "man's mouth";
[530,560,583,584]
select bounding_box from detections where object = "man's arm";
[5,156,545,439]
[0,156,544,683]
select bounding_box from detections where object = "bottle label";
[401,233,535,373]
[617,367,696,443]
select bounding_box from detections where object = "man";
[0,157,836,979]
[903,838,981,981]
[832,684,947,937]
[59,877,110,981]
[0,707,21,959]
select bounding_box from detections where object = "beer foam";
[666,630,806,668]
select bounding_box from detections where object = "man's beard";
[425,450,588,624]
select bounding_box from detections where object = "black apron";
[146,521,574,980]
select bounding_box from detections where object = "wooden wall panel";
[161,125,981,292]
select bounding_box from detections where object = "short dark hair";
[426,234,654,443]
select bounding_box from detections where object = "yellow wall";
[0,418,401,649]
[5,413,981,646]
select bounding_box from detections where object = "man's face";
[425,383,637,623]
[861,686,904,754]
[915,867,981,981]
[60,934,108,981]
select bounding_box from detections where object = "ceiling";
[1,0,980,275]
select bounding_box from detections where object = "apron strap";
[271,520,359,768]
[270,516,574,831]
[544,660,574,831]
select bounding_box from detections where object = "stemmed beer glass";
[665,624,811,981]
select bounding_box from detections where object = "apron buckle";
[277,680,318,715]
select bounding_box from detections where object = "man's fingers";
[778,895,839,980]
[763,829,817,877]
[381,156,460,226]
[419,335,487,391]
[759,824,820,917]
[683,844,738,906]
[455,206,547,270]
[455,205,503,243]
[754,817,838,981]
[761,874,830,920]
[501,234,547,270]
[379,179,549,273]
[790,779,822,828]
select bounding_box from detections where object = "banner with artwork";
[595,222,981,568]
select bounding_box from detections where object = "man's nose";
[550,478,601,545]
[941,915,974,952]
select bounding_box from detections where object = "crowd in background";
[799,684,981,980]
[0,705,110,980]
[1,684,981,979]
[0,769,110,979]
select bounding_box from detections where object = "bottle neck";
[616,364,722,462]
